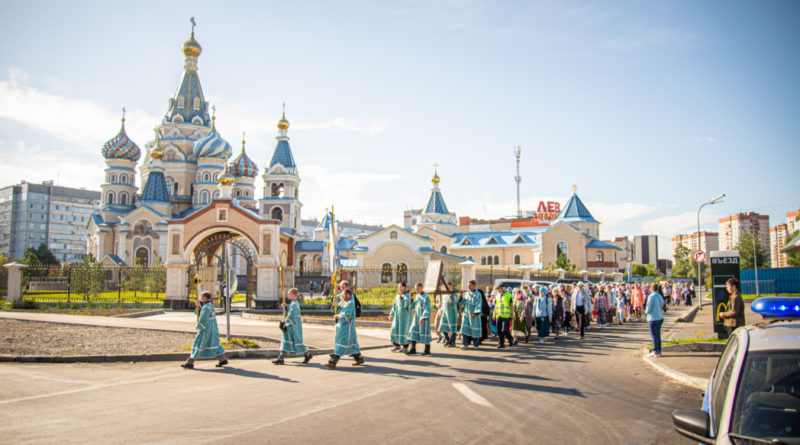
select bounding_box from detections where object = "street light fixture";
[697,193,725,310]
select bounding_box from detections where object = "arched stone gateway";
[163,199,295,309]
[191,233,257,308]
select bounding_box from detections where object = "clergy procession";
[181,277,686,371]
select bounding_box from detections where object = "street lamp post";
[753,233,759,297]
[697,194,725,310]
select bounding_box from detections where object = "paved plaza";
[0,306,700,444]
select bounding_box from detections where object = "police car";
[672,297,800,444]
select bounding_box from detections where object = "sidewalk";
[0,310,390,350]
[644,299,759,388]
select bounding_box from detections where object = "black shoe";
[216,359,229,367]
[324,362,337,369]
[303,353,313,364]
[422,345,431,356]
[352,354,365,366]
[497,345,505,349]
[180,362,194,369]
[272,358,285,365]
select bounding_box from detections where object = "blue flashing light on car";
[751,297,800,318]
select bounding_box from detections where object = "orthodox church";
[87,27,302,307]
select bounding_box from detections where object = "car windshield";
[731,350,800,444]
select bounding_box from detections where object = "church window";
[270,183,279,197]
[120,173,127,183]
[165,179,172,191]
[514,255,521,265]
[119,192,127,205]
[262,233,271,255]
[171,233,180,255]
[235,189,241,197]
[556,241,568,261]
[193,97,200,111]
[173,183,179,196]
[200,191,209,204]
[480,256,486,265]
[196,173,201,182]
[217,209,227,222]
[514,236,525,244]
[213,173,219,181]
[271,207,283,222]
[380,263,393,284]
[244,190,250,197]
[278,183,285,198]
[595,251,604,262]
[178,96,184,109]
[440,246,447,253]
[396,263,408,284]
[106,191,115,204]
[203,172,210,182]
[390,231,397,240]
[213,191,220,198]
[486,237,498,245]
[109,173,117,183]
[494,255,500,265]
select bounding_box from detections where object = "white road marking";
[452,382,493,407]
[0,370,184,406]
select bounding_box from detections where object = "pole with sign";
[710,250,740,339]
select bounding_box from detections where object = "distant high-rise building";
[671,232,719,264]
[0,180,101,262]
[788,209,800,235]
[770,224,789,268]
[634,235,658,266]
[719,212,770,251]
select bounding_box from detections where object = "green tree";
[735,231,770,270]
[35,243,59,265]
[672,244,693,277]
[787,231,800,267]
[556,252,576,271]
[631,263,658,277]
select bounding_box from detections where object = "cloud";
[293,116,390,137]
[0,68,159,152]
[0,139,104,190]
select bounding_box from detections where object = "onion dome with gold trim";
[218,165,235,186]
[182,32,202,57]
[192,116,231,160]
[277,111,289,130]
[231,135,258,178]
[102,111,141,162]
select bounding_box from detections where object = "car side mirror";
[672,409,714,444]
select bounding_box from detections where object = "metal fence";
[741,267,800,294]
[21,264,166,305]
[0,266,6,298]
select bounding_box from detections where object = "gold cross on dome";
[572,184,577,193]
[190,17,196,34]
[121,106,126,120]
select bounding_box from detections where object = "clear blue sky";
[1,1,798,258]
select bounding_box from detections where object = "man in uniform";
[494,285,515,348]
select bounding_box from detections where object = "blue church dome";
[102,117,140,162]
[192,119,231,160]
[231,142,258,178]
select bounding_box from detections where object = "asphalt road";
[0,308,701,444]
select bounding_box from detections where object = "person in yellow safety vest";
[494,285,516,348]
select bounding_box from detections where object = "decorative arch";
[595,251,604,262]
[556,241,568,261]
[109,173,117,183]
[106,191,115,204]
[173,182,179,196]
[270,206,283,222]
[514,254,521,265]
[119,192,128,206]
[396,263,408,284]
[380,262,393,284]
[200,191,209,204]
[493,255,500,265]
[203,172,210,182]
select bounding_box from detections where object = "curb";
[641,348,708,390]
[0,344,391,364]
[113,310,165,318]
[676,304,700,323]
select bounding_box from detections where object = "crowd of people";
[181,278,697,369]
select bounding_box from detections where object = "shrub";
[11,300,39,310]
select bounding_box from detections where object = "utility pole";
[514,146,521,218]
